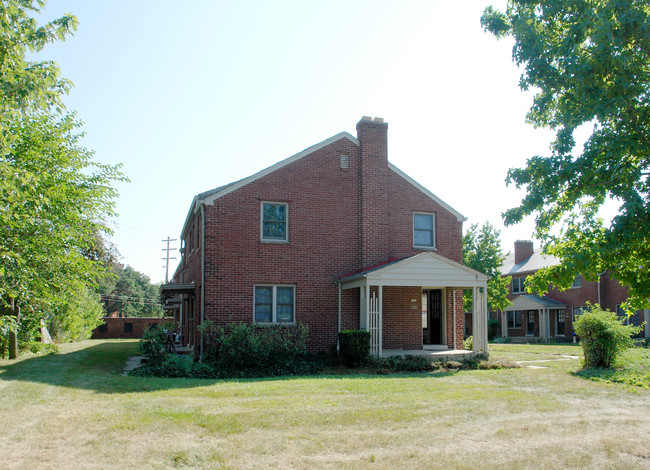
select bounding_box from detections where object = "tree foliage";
[0,0,125,346]
[481,1,650,310]
[462,222,512,312]
[98,265,163,318]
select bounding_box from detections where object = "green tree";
[462,222,512,313]
[481,1,650,310]
[99,265,163,318]
[0,1,125,352]
[0,0,77,150]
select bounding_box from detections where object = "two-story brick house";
[500,240,650,340]
[163,117,489,357]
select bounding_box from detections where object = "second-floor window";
[413,213,435,249]
[571,275,582,288]
[261,202,288,242]
[512,277,526,294]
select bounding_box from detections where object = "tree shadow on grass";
[0,340,462,394]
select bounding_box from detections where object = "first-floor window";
[556,309,566,336]
[508,311,522,329]
[254,285,295,323]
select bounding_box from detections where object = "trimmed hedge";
[338,330,370,367]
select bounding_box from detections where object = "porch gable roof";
[339,252,488,289]
[504,294,566,311]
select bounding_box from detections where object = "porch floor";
[382,348,474,361]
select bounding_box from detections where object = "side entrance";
[422,289,443,345]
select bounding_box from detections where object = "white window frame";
[413,212,436,249]
[571,275,582,289]
[572,306,584,323]
[512,277,526,294]
[556,309,566,336]
[260,201,289,243]
[253,284,296,324]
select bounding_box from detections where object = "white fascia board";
[200,132,359,207]
[180,196,199,240]
[388,163,466,222]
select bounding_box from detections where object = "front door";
[527,310,535,336]
[423,289,443,344]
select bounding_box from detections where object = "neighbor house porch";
[338,252,489,356]
[503,294,567,340]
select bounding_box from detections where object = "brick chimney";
[357,116,390,268]
[514,240,534,264]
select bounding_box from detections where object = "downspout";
[200,202,206,361]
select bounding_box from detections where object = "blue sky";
[34,0,558,283]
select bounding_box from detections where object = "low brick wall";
[91,317,172,339]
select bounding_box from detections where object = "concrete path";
[122,356,145,376]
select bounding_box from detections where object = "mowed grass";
[1,341,650,469]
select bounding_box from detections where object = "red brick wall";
[91,317,170,339]
[445,289,464,349]
[381,286,421,350]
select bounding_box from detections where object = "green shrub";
[338,330,370,367]
[22,341,59,356]
[201,322,309,373]
[368,354,433,372]
[463,336,473,351]
[139,325,170,365]
[574,304,642,368]
[487,319,499,341]
[491,336,511,344]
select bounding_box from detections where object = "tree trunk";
[8,298,18,359]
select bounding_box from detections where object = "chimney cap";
[373,117,384,123]
[361,116,372,122]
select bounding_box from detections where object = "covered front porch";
[337,252,489,356]
[503,294,567,340]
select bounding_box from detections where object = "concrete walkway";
[122,356,145,376]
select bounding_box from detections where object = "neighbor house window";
[124,322,133,333]
[261,202,288,242]
[571,275,582,288]
[508,311,522,329]
[413,213,435,248]
[512,277,527,294]
[254,285,295,323]
[556,309,566,336]
[572,306,584,323]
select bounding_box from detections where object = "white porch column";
[502,310,509,338]
[545,308,551,339]
[378,285,383,357]
[539,309,546,339]
[645,309,650,339]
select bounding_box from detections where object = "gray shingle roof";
[500,250,560,276]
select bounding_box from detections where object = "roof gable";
[340,252,488,289]
[202,131,358,206]
[388,163,466,222]
[504,294,566,311]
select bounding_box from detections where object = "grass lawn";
[1,341,650,469]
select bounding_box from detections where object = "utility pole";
[162,236,178,283]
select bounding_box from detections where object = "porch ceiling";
[160,283,196,295]
[339,252,488,289]
[504,294,566,311]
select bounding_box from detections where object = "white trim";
[253,284,296,324]
[260,201,289,243]
[413,212,436,250]
[388,163,466,222]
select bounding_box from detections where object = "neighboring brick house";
[499,240,650,340]
[163,117,489,357]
